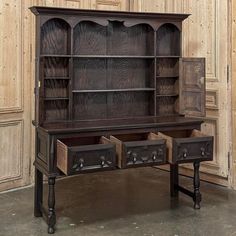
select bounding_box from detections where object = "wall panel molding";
[182,0,217,81]
[206,89,219,110]
[0,119,23,183]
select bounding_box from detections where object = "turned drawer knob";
[200,147,205,156]
[152,151,157,161]
[182,149,188,158]
[79,158,84,168]
[100,156,105,166]
[132,153,137,163]
[127,150,137,163]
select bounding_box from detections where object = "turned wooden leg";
[34,168,43,217]
[170,164,179,197]
[193,162,201,209]
[48,177,56,234]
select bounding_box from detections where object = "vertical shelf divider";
[154,30,157,116]
[69,26,73,120]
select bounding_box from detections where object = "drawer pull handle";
[133,153,137,163]
[127,151,137,163]
[183,149,188,158]
[100,156,105,167]
[152,151,157,161]
[79,158,84,169]
[201,148,205,156]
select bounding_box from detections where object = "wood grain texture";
[44,58,69,77]
[0,120,23,183]
[107,91,154,118]
[41,18,70,55]
[156,77,178,95]
[45,100,69,121]
[232,0,236,189]
[107,22,154,55]
[73,93,107,120]
[44,79,69,98]
[73,21,107,55]
[156,96,178,116]
[73,58,107,90]
[156,58,179,77]
[156,23,180,56]
[0,0,22,112]
[107,58,154,89]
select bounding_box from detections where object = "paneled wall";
[0,0,231,191]
[231,0,236,189]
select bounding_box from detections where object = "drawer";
[107,133,166,168]
[156,130,213,164]
[57,136,116,175]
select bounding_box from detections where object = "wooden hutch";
[30,6,213,234]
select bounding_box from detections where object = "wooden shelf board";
[72,88,156,93]
[73,55,155,59]
[156,94,179,97]
[156,56,180,58]
[44,97,69,101]
[44,77,70,80]
[156,76,179,78]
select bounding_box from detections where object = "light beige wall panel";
[231,0,236,189]
[0,0,22,113]
[91,0,129,11]
[0,120,23,183]
[0,0,34,191]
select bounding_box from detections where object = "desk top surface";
[36,116,203,134]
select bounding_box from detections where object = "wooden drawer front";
[109,133,166,168]
[173,136,213,163]
[68,145,115,174]
[157,130,213,164]
[124,140,166,167]
[57,137,116,175]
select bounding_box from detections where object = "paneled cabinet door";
[179,58,206,117]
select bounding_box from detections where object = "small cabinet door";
[179,58,205,117]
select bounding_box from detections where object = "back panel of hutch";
[30,6,213,234]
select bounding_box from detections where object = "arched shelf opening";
[73,21,107,55]
[108,22,154,56]
[156,23,181,56]
[41,18,71,55]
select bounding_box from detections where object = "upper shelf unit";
[40,18,181,57]
[40,18,156,56]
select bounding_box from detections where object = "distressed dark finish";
[48,177,56,234]
[30,6,213,234]
[57,136,116,175]
[193,162,202,209]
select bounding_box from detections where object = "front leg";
[193,162,201,209]
[48,177,56,234]
[34,168,43,217]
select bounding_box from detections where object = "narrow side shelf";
[44,97,69,101]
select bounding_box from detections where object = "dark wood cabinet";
[30,6,213,234]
